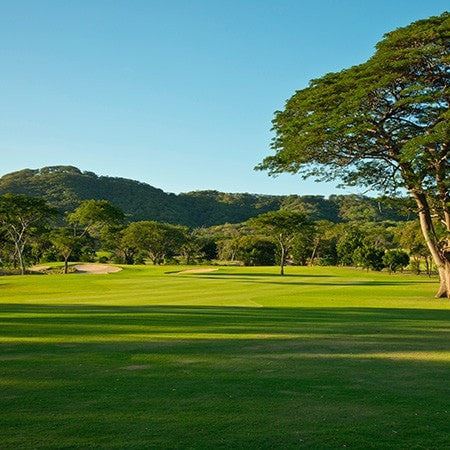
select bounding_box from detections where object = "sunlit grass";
[1,265,449,448]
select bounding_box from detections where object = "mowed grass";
[1,266,449,449]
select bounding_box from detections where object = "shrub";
[353,245,385,271]
[383,250,410,273]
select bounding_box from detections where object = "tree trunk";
[280,245,285,276]
[64,257,69,274]
[412,192,450,298]
[18,250,25,275]
[14,242,25,275]
[436,261,450,298]
[309,240,319,266]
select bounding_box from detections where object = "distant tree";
[0,229,15,269]
[27,231,53,266]
[395,221,431,275]
[197,237,218,261]
[180,239,201,264]
[360,222,396,249]
[257,13,450,297]
[291,227,316,266]
[217,238,240,262]
[353,245,385,271]
[123,221,186,264]
[0,194,57,274]
[248,210,310,275]
[178,229,206,264]
[101,225,138,264]
[338,195,378,222]
[377,196,417,221]
[383,250,410,273]
[68,200,124,238]
[49,200,125,273]
[307,220,337,265]
[50,228,83,274]
[235,235,276,266]
[280,196,319,219]
[336,228,363,266]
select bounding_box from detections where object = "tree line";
[0,193,431,277]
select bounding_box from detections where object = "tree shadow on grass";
[180,273,437,287]
[1,303,449,448]
[166,271,333,277]
[1,303,448,349]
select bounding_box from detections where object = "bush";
[409,259,421,275]
[236,236,276,266]
[40,250,58,263]
[134,253,146,265]
[352,245,385,271]
[383,250,410,273]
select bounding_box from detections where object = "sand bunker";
[28,265,51,272]
[73,264,122,274]
[178,268,218,274]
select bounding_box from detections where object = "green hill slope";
[0,166,410,226]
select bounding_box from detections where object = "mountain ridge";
[0,166,409,227]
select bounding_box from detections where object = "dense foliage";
[0,191,434,277]
[0,166,412,227]
[258,13,449,296]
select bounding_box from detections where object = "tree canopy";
[0,166,412,227]
[249,210,310,275]
[0,194,57,274]
[258,13,450,297]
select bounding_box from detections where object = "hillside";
[0,166,411,226]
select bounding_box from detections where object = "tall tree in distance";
[0,194,57,274]
[50,200,125,273]
[249,210,310,275]
[67,200,125,239]
[122,221,186,264]
[50,228,82,274]
[257,13,450,297]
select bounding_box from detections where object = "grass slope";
[1,266,449,448]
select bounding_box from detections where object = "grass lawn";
[1,265,449,448]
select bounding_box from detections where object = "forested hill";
[0,166,412,226]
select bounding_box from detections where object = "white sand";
[73,264,122,274]
[28,265,51,272]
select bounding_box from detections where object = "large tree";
[249,210,309,275]
[257,13,450,297]
[122,221,186,264]
[67,200,125,238]
[52,200,124,273]
[49,228,82,274]
[0,194,57,274]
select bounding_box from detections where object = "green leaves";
[259,12,449,197]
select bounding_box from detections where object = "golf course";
[1,266,449,448]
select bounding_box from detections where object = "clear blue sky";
[1,1,447,195]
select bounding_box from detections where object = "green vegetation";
[0,194,57,274]
[0,166,412,227]
[249,210,310,275]
[1,265,449,448]
[258,12,449,297]
[0,191,438,282]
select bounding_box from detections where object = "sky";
[1,0,448,196]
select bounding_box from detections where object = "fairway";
[1,266,449,448]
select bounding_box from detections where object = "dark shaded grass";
[1,304,449,448]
